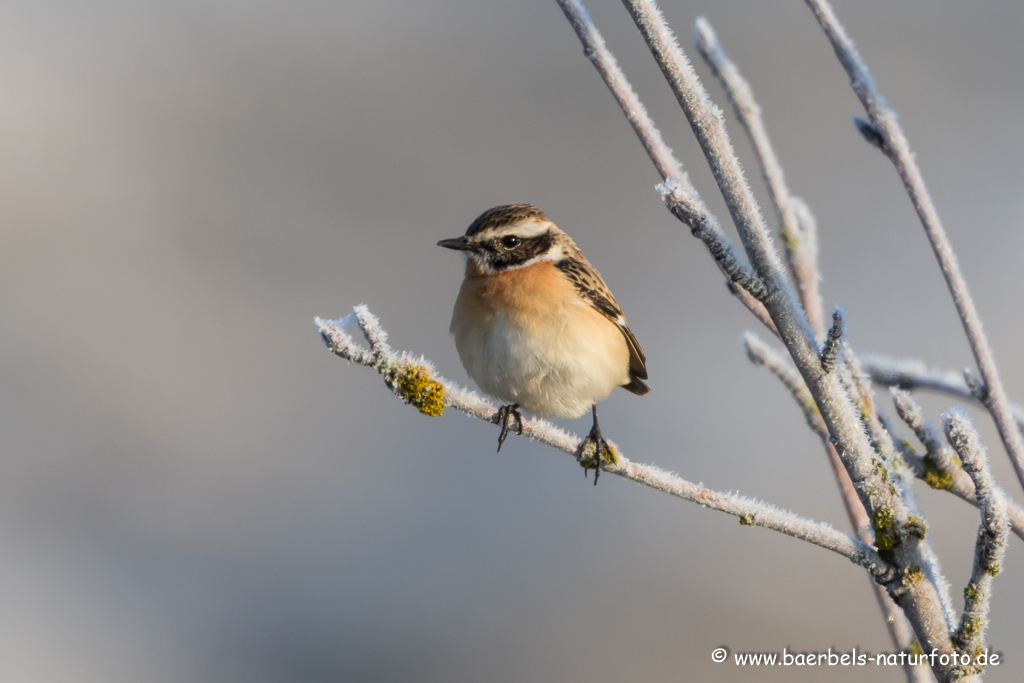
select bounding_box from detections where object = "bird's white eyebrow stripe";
[474,219,550,242]
[506,219,549,238]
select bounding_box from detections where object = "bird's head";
[438,204,568,273]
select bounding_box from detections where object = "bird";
[437,203,648,483]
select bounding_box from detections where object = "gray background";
[1,1,1022,681]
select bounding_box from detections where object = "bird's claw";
[576,424,617,486]
[495,403,524,452]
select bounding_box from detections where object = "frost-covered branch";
[553,0,765,304]
[805,0,1024,496]
[744,333,825,438]
[727,281,779,339]
[747,331,957,642]
[862,354,1024,436]
[893,390,970,487]
[942,411,1008,670]
[693,17,825,338]
[613,1,954,671]
[889,390,1024,543]
[745,332,922,669]
[617,0,897,516]
[316,307,888,574]
[688,19,929,665]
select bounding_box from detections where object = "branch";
[943,411,1008,672]
[744,333,825,438]
[689,18,930,669]
[805,0,1024,496]
[745,332,923,672]
[315,308,888,575]
[889,390,1024,544]
[728,282,780,339]
[615,2,955,671]
[861,354,1024,436]
[747,332,958,641]
[693,17,825,338]
[553,0,766,302]
[840,357,957,633]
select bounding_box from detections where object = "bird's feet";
[495,403,524,452]
[576,406,618,486]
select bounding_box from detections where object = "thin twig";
[789,196,824,336]
[862,354,1024,435]
[693,18,825,338]
[554,0,767,303]
[887,390,1024,543]
[943,411,1008,672]
[744,333,825,438]
[805,0,1024,496]
[727,281,780,339]
[893,389,969,488]
[315,308,889,575]
[840,356,957,631]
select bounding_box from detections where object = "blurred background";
[1,1,1022,681]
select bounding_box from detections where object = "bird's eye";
[501,235,520,248]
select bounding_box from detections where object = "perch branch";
[805,0,1024,495]
[316,308,889,575]
[942,411,1008,670]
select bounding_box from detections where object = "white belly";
[452,301,630,419]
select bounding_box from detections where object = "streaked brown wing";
[556,257,649,391]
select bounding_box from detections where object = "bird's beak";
[437,236,475,252]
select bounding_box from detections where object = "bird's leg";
[576,405,617,485]
[495,403,524,452]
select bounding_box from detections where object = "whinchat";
[438,204,648,482]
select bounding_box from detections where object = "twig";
[688,20,931,668]
[553,0,766,303]
[820,308,845,374]
[315,308,889,575]
[943,411,1008,672]
[893,389,968,488]
[693,18,825,338]
[840,357,957,632]
[744,333,825,438]
[804,0,1024,496]
[861,354,1024,436]
[615,2,955,673]
[727,281,779,339]
[744,333,933,679]
[887,390,1024,543]
[789,196,824,337]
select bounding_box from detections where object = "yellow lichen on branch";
[391,364,445,417]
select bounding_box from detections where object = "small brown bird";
[438,204,648,481]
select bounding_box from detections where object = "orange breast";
[457,259,580,323]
